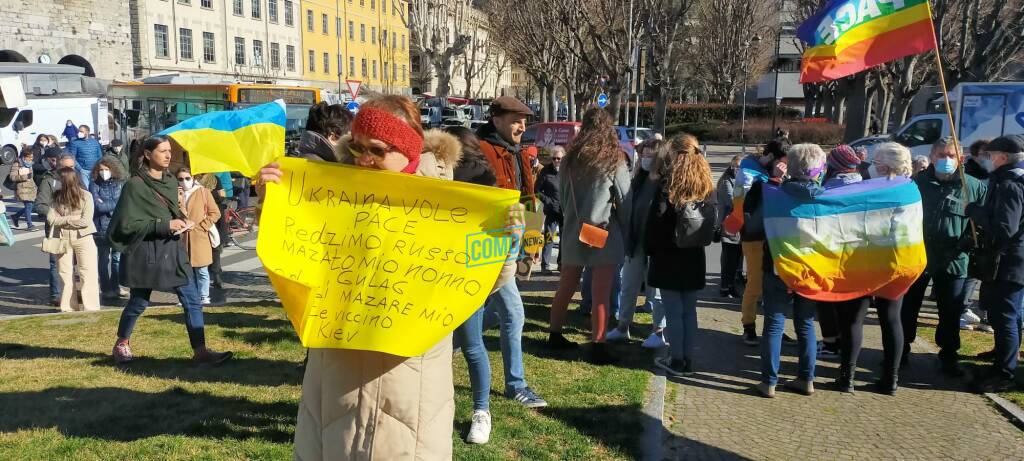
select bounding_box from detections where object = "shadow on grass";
[0,386,296,442]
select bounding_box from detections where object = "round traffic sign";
[347,101,360,112]
[597,93,609,108]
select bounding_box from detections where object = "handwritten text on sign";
[257,157,520,357]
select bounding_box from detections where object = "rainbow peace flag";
[797,0,937,83]
[721,156,769,235]
[159,99,286,178]
[762,177,927,301]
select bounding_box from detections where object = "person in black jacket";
[648,134,712,377]
[966,135,1024,393]
[534,146,563,273]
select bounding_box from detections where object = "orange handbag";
[567,174,609,249]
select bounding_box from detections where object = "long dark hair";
[53,167,85,214]
[564,108,624,179]
[306,102,354,138]
[133,134,171,172]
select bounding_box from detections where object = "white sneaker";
[604,328,630,343]
[641,332,668,349]
[466,410,491,444]
[201,296,211,305]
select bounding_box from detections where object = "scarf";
[107,167,185,252]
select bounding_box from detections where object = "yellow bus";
[107,83,321,152]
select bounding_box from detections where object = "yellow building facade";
[299,0,411,95]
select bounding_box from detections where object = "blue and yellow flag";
[159,99,286,177]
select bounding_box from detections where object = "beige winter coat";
[181,185,221,268]
[293,129,463,461]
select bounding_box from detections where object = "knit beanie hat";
[351,107,423,173]
[828,144,861,172]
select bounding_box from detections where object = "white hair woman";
[870,142,913,178]
[754,143,826,398]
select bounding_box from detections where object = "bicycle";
[223,205,258,249]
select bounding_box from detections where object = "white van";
[0,94,109,164]
[891,82,1024,157]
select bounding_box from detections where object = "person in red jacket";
[474,96,548,408]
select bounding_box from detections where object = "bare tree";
[488,0,564,120]
[403,0,472,100]
[492,52,512,98]
[684,0,774,104]
[636,0,699,133]
[934,0,1024,87]
[455,13,495,99]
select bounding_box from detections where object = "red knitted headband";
[351,107,423,173]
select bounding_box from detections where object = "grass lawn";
[916,322,1024,407]
[0,295,655,460]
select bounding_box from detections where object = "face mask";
[100,170,112,181]
[980,158,996,173]
[180,179,194,189]
[77,132,86,139]
[935,158,958,175]
[868,164,881,179]
[67,122,73,127]
[640,158,653,171]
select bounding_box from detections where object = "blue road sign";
[597,93,609,108]
[347,101,360,112]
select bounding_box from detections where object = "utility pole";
[337,0,342,95]
[770,0,785,134]
[741,35,762,152]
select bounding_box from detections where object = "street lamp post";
[740,35,762,153]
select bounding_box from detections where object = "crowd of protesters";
[2,96,1021,461]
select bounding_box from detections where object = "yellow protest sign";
[257,157,521,357]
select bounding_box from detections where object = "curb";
[642,370,667,461]
[985,393,1024,430]
[913,335,1024,431]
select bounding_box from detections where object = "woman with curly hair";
[89,156,127,300]
[646,134,714,376]
[546,108,632,364]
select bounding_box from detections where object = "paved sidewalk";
[661,286,1024,460]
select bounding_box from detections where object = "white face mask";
[77,132,86,139]
[867,164,880,179]
[180,179,194,190]
[640,158,653,171]
[100,170,112,181]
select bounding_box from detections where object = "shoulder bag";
[567,173,609,249]
[202,189,222,248]
[41,224,69,255]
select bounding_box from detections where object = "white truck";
[891,82,1024,157]
[0,94,109,164]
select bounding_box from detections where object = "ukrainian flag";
[159,99,286,178]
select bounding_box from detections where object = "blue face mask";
[935,157,957,175]
[979,158,996,173]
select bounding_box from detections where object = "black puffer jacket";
[534,163,561,219]
[968,161,1024,285]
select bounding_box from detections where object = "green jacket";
[33,169,60,216]
[915,166,986,277]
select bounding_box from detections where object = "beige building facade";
[130,0,306,84]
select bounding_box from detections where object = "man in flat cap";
[966,134,1024,393]
[475,96,548,409]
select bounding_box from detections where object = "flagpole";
[928,12,978,244]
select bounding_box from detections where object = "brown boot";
[193,348,233,365]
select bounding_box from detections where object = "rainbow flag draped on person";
[797,0,938,83]
[762,177,927,301]
[721,156,769,235]
[159,99,286,178]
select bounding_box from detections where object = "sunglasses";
[349,140,396,158]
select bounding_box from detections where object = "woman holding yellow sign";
[260,96,514,460]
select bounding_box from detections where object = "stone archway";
[57,54,96,77]
[0,50,29,63]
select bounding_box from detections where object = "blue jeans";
[96,241,121,295]
[616,251,665,330]
[116,277,206,350]
[661,289,698,361]
[46,224,61,299]
[541,216,560,269]
[77,169,91,190]
[979,281,1023,379]
[194,267,210,300]
[761,270,817,386]
[581,265,622,314]
[454,306,490,411]
[484,281,527,392]
[10,201,34,227]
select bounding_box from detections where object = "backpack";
[675,199,718,248]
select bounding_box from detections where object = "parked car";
[420,106,442,129]
[613,126,655,164]
[849,135,889,161]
